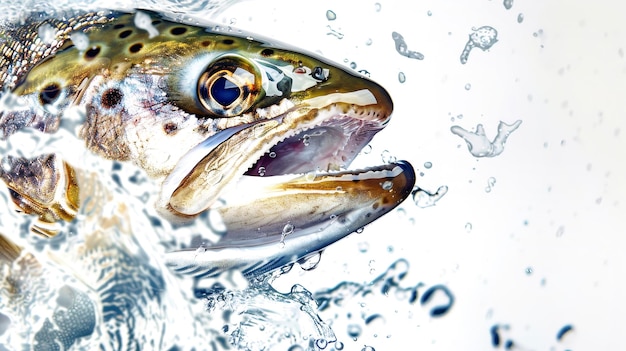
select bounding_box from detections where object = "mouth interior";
[244,115,375,176]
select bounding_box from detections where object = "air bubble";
[374,3,381,12]
[427,10,432,16]
[316,339,328,349]
[361,346,375,351]
[362,144,372,154]
[326,10,337,21]
[423,162,432,169]
[503,0,513,10]
[465,83,472,90]
[269,151,276,158]
[335,341,344,350]
[398,72,406,83]
[365,38,373,45]
[350,62,357,69]
[517,13,524,23]
[525,267,533,275]
[356,227,364,234]
[258,166,266,176]
[358,242,369,253]
[556,226,565,237]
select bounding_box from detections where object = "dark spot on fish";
[84,46,101,60]
[201,40,211,47]
[382,197,389,204]
[261,48,274,57]
[101,88,123,109]
[113,24,125,29]
[222,39,234,45]
[372,202,379,210]
[152,20,162,25]
[129,43,143,54]
[119,29,133,39]
[39,83,61,105]
[170,27,187,35]
[163,122,178,134]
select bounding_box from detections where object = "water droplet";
[37,23,56,44]
[282,223,295,236]
[326,10,337,21]
[465,222,473,233]
[374,3,381,12]
[316,338,328,349]
[398,72,406,83]
[556,225,565,237]
[258,166,266,176]
[381,150,397,164]
[381,180,393,190]
[356,227,364,234]
[269,151,276,158]
[326,25,344,39]
[362,144,372,154]
[335,341,344,350]
[361,346,376,351]
[517,13,524,23]
[347,324,362,338]
[485,177,496,193]
[427,10,433,16]
[412,185,448,208]
[299,251,322,271]
[350,62,357,69]
[365,38,373,45]
[525,267,533,275]
[70,32,89,52]
[459,26,498,64]
[450,120,522,158]
[358,241,369,253]
[503,0,513,10]
[465,83,472,90]
[134,11,159,38]
[423,161,432,169]
[392,31,424,60]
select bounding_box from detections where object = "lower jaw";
[165,160,415,279]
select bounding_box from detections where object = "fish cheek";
[80,105,130,160]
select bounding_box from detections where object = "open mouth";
[163,97,416,279]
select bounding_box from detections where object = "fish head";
[1,11,415,278]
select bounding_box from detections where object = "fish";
[0,9,415,348]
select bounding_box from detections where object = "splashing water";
[391,32,424,60]
[459,26,498,64]
[451,120,522,157]
[411,185,448,208]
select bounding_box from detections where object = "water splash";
[451,120,522,157]
[391,32,424,60]
[411,185,448,208]
[459,26,498,64]
[209,282,336,351]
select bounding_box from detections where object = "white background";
[213,1,626,350]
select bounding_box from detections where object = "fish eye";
[197,55,261,117]
[39,83,62,105]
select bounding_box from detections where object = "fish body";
[0,9,415,349]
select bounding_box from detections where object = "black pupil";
[39,84,61,105]
[211,76,240,107]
